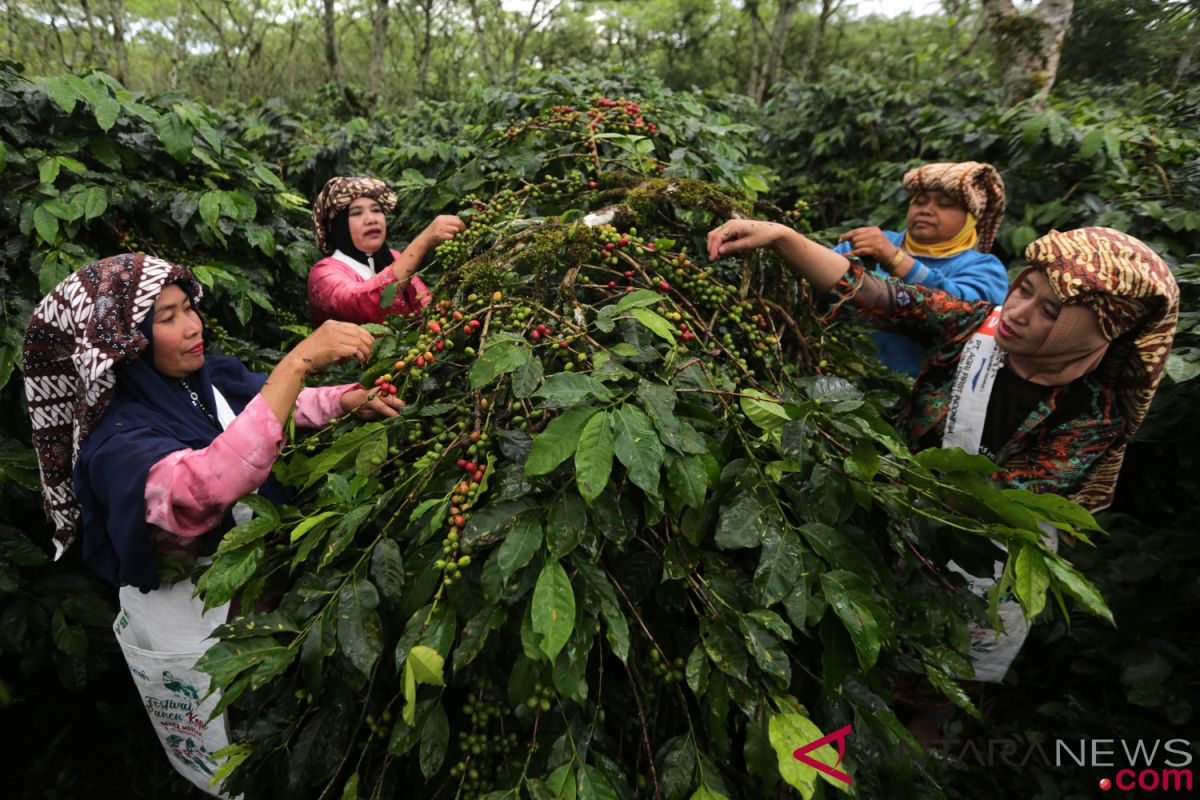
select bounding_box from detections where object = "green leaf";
[912,447,996,475]
[820,570,883,671]
[715,491,778,550]
[337,580,383,678]
[195,637,280,687]
[245,224,276,257]
[199,190,223,230]
[754,529,804,606]
[575,411,614,504]
[43,75,80,113]
[197,543,265,610]
[666,454,708,510]
[419,703,449,779]
[533,372,613,406]
[546,491,588,556]
[496,514,544,579]
[700,618,748,683]
[157,113,194,163]
[1080,128,1105,159]
[513,358,544,398]
[547,764,577,800]
[39,156,61,185]
[33,205,59,244]
[371,539,405,602]
[51,609,87,657]
[525,406,599,477]
[686,644,709,696]
[614,289,666,312]
[401,645,445,726]
[610,404,665,495]
[740,616,790,684]
[658,736,696,800]
[532,559,575,662]
[739,389,790,432]
[290,511,337,543]
[1045,556,1113,624]
[470,338,532,388]
[208,743,252,790]
[630,307,677,345]
[93,96,120,132]
[578,764,621,800]
[1013,544,1050,618]
[82,186,108,220]
[768,712,851,798]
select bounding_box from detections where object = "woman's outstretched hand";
[706,220,788,261]
[838,226,897,262]
[417,215,467,249]
[339,386,407,419]
[707,218,851,292]
[288,320,375,375]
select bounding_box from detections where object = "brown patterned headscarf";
[903,162,1006,253]
[1025,227,1179,510]
[311,176,397,256]
[23,254,199,558]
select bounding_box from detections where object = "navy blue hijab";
[73,292,288,590]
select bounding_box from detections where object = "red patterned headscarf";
[903,161,1006,253]
[311,176,397,256]
[1025,227,1179,510]
[22,254,199,557]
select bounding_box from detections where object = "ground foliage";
[0,61,1196,799]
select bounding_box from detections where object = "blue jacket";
[833,230,1009,375]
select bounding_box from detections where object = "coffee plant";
[1,59,1197,799]
[192,99,1113,800]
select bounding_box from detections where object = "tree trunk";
[804,0,842,81]
[108,0,128,84]
[367,0,390,105]
[981,0,1074,104]
[321,0,342,89]
[170,0,186,89]
[755,0,800,101]
[416,0,434,95]
[742,0,767,100]
[468,0,494,82]
[78,0,102,66]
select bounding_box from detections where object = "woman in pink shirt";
[308,175,465,324]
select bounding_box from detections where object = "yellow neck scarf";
[902,213,978,258]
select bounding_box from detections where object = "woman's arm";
[144,395,286,537]
[390,215,465,288]
[707,221,850,291]
[708,220,989,348]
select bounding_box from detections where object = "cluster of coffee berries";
[449,691,518,799]
[648,648,685,684]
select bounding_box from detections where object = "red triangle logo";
[792,724,853,786]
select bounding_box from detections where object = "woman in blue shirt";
[833,161,1010,375]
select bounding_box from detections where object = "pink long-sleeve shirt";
[144,385,355,550]
[307,248,431,324]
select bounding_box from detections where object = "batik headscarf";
[311,176,398,268]
[24,254,199,558]
[1025,227,1179,510]
[902,161,1007,253]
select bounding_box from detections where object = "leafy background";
[1,2,1199,798]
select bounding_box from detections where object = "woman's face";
[906,190,968,244]
[151,284,204,378]
[997,270,1063,355]
[348,197,387,254]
